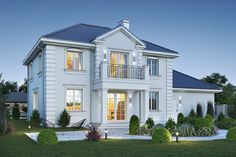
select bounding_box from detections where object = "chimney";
[119,20,130,30]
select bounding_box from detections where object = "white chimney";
[119,20,130,30]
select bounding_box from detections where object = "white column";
[101,88,108,124]
[141,90,149,123]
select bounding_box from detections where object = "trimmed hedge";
[165,118,176,135]
[195,117,213,131]
[152,128,172,143]
[37,129,58,145]
[129,115,140,135]
[177,113,185,124]
[58,109,70,128]
[226,127,236,142]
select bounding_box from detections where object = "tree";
[196,104,203,118]
[1,81,18,95]
[19,78,27,93]
[202,73,236,105]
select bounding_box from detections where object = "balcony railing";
[99,62,149,80]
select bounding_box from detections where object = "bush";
[217,118,236,129]
[177,123,195,137]
[152,128,172,143]
[37,129,58,145]
[217,112,225,121]
[186,116,197,125]
[6,123,16,134]
[129,115,140,135]
[189,109,196,117]
[195,117,213,131]
[137,125,150,135]
[154,123,165,129]
[228,105,236,119]
[58,109,70,128]
[22,106,27,113]
[30,110,41,127]
[207,102,214,117]
[12,104,20,120]
[226,127,236,142]
[145,117,155,129]
[85,125,102,141]
[165,118,176,135]
[177,113,185,124]
[195,126,215,136]
[196,104,203,118]
[205,114,214,124]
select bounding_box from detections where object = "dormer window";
[66,50,83,70]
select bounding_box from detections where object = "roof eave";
[143,50,179,58]
[173,87,223,93]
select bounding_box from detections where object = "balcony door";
[110,52,128,78]
[107,92,126,121]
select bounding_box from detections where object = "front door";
[107,92,126,121]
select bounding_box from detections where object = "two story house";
[23,20,221,127]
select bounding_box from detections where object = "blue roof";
[42,23,178,54]
[173,70,221,90]
[5,92,27,103]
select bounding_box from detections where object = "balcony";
[99,62,149,80]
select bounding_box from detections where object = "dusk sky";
[0,0,235,85]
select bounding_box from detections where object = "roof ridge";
[173,70,221,89]
[79,23,111,29]
[142,39,178,53]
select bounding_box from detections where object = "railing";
[106,64,145,79]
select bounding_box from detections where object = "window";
[149,91,159,111]
[38,53,42,73]
[66,51,83,70]
[66,89,82,111]
[33,91,38,110]
[29,62,33,79]
[147,58,159,76]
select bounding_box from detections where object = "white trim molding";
[173,88,222,93]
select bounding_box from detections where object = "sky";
[0,0,235,85]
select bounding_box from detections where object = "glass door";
[109,52,128,78]
[107,92,126,121]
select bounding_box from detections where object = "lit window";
[66,51,83,70]
[147,58,159,76]
[149,91,159,111]
[66,89,82,111]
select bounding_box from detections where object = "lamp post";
[175,131,179,143]
[28,125,31,133]
[105,129,108,139]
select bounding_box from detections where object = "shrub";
[145,117,155,129]
[228,105,236,119]
[205,114,214,124]
[152,128,172,143]
[37,129,58,145]
[196,104,203,118]
[217,118,236,129]
[58,109,70,128]
[195,126,215,136]
[6,123,16,134]
[129,115,140,135]
[85,125,102,141]
[217,112,225,121]
[226,127,236,142]
[177,113,185,124]
[12,104,20,120]
[30,110,41,127]
[195,117,213,131]
[189,109,196,117]
[186,116,197,125]
[22,106,27,113]
[154,123,165,129]
[165,118,176,135]
[177,123,195,137]
[137,125,150,135]
[207,102,214,117]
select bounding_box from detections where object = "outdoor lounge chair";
[41,119,55,128]
[71,119,86,129]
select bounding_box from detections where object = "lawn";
[0,120,236,157]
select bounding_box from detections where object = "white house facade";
[23,20,221,127]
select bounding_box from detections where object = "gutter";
[173,88,223,93]
[143,50,180,58]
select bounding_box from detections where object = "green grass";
[0,120,236,157]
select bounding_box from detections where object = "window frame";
[147,58,159,76]
[149,91,159,111]
[65,88,83,112]
[65,49,83,71]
